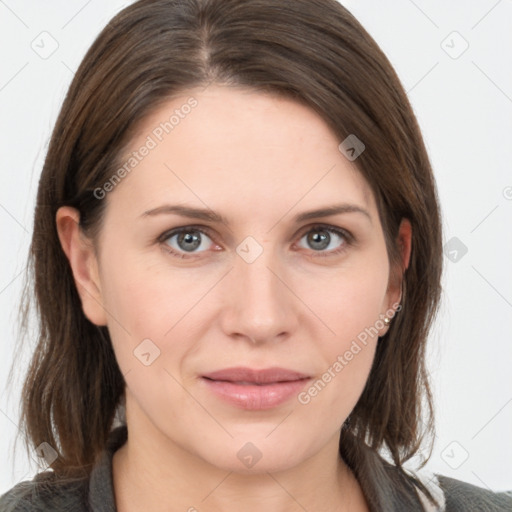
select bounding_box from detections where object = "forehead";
[105,85,376,225]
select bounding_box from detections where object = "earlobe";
[55,206,108,326]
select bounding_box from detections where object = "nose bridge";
[223,239,296,342]
[239,248,280,302]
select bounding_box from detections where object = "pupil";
[308,230,329,250]
[178,231,201,252]
[175,230,331,253]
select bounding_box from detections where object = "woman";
[1,0,511,510]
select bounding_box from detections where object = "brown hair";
[18,0,442,502]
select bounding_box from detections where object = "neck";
[112,402,369,512]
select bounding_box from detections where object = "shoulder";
[437,474,512,512]
[0,471,88,512]
[351,439,512,512]
[0,425,126,512]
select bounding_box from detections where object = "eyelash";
[157,224,354,260]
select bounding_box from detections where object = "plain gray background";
[1,0,511,495]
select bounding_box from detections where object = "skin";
[57,85,411,512]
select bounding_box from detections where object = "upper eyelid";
[295,223,352,244]
[158,224,216,243]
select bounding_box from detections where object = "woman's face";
[63,85,406,473]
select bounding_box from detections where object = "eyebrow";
[140,203,371,224]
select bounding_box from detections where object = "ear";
[386,218,412,309]
[397,218,412,273]
[55,206,108,326]
[379,218,412,335]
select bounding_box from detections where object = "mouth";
[201,367,312,410]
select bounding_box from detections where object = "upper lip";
[202,366,310,384]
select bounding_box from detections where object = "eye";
[296,225,351,257]
[158,224,352,260]
[159,227,217,258]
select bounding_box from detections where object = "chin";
[195,432,313,475]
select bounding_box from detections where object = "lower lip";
[201,378,311,410]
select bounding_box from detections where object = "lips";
[202,366,310,384]
[201,366,311,410]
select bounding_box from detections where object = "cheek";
[305,254,390,346]
[296,255,389,407]
[296,318,380,434]
[96,250,166,369]
[97,247,213,376]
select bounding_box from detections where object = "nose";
[218,246,299,345]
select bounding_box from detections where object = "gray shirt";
[1,426,511,511]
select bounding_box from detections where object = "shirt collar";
[89,425,127,512]
[88,424,440,511]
